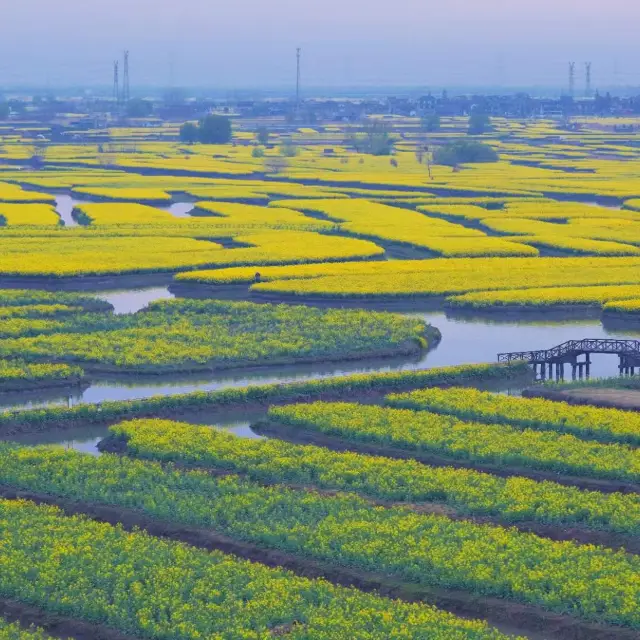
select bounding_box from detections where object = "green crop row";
[0,299,431,373]
[0,497,510,639]
[0,359,84,388]
[0,289,111,312]
[386,386,640,445]
[0,444,636,628]
[113,418,640,535]
[0,362,528,434]
[0,619,46,640]
[0,304,83,319]
[268,402,640,484]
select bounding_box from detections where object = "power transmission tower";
[568,61,576,98]
[585,62,592,97]
[295,47,301,112]
[113,61,120,105]
[123,50,130,103]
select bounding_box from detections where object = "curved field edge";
[0,362,530,435]
[384,386,640,445]
[252,418,640,496]
[0,362,86,393]
[0,601,135,640]
[523,387,640,412]
[0,487,628,640]
[0,485,624,640]
[22,329,438,376]
[0,496,523,640]
[0,298,435,375]
[263,402,640,486]
[101,424,640,553]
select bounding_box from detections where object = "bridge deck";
[498,338,640,364]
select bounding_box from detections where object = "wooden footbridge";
[498,338,640,379]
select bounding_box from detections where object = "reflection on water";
[54,195,87,227]
[96,286,175,314]
[6,417,262,455]
[76,311,640,404]
[56,196,196,225]
[1,276,639,443]
[165,202,195,218]
[415,311,640,379]
[4,299,636,459]
[0,308,637,414]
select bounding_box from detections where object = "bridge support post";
[498,341,640,380]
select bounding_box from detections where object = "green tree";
[126,99,153,118]
[256,127,270,145]
[345,120,395,156]
[279,141,299,157]
[252,146,266,158]
[179,122,199,144]
[421,113,440,132]
[264,156,288,174]
[199,114,232,144]
[433,140,498,167]
[468,106,491,135]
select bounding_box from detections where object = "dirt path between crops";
[0,485,636,640]
[254,421,640,495]
[525,387,640,411]
[0,598,138,640]
[99,435,640,556]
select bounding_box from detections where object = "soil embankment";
[524,387,640,411]
[0,485,632,640]
[254,420,640,496]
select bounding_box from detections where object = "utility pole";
[295,47,301,113]
[123,50,130,103]
[585,62,592,97]
[113,61,120,106]
[568,61,576,98]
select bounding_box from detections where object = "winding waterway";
[54,196,196,225]
[11,191,640,456]
[5,284,638,412]
[1,283,637,453]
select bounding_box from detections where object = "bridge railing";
[498,338,640,364]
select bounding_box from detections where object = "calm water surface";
[2,296,635,413]
[97,286,175,314]
[9,417,261,456]
[164,202,195,217]
[55,196,196,225]
[55,195,82,227]
[3,286,636,453]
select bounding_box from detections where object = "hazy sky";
[1,0,639,90]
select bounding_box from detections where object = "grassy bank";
[0,362,529,434]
